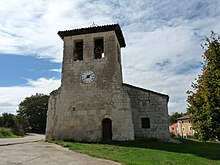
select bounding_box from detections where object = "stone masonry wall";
[123,84,170,140]
[46,27,170,142]
[46,31,134,142]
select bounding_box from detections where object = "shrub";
[0,127,13,138]
[170,132,177,138]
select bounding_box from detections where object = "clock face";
[81,69,95,84]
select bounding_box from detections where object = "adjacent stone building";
[46,24,170,142]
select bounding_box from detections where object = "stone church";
[46,24,170,142]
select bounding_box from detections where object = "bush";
[11,124,25,136]
[0,113,26,136]
[0,127,14,138]
[170,132,177,138]
[191,133,200,140]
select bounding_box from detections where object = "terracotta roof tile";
[177,115,190,120]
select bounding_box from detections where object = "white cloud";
[122,24,204,114]
[50,69,62,73]
[0,78,60,115]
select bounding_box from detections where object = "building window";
[74,41,83,61]
[141,118,150,129]
[179,120,184,123]
[94,38,104,59]
[182,127,185,131]
[189,126,193,131]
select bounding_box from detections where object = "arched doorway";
[102,118,112,142]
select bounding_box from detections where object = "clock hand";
[86,73,94,78]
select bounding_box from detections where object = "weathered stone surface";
[46,24,170,142]
[123,84,170,140]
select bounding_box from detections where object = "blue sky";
[0,54,61,86]
[0,0,220,115]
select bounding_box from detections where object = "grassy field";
[55,138,220,165]
[0,127,20,138]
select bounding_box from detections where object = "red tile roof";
[177,115,190,120]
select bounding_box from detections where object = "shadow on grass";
[100,138,220,161]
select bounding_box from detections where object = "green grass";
[54,138,220,165]
[0,127,20,138]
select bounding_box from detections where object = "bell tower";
[58,24,125,89]
[46,24,134,141]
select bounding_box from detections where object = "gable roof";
[123,83,169,100]
[177,115,190,120]
[57,24,126,47]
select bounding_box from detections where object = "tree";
[187,32,220,141]
[1,113,17,128]
[0,113,25,136]
[0,115,3,126]
[17,93,49,134]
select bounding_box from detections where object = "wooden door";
[102,118,112,142]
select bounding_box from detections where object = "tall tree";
[17,93,49,134]
[187,32,220,141]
